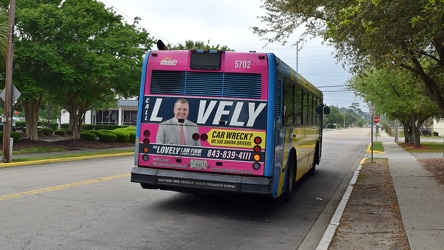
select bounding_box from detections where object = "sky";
[98,0,366,110]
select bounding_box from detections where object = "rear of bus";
[131,50,278,197]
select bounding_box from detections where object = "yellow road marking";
[0,173,130,201]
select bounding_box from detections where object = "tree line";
[4,0,443,146]
[253,0,444,147]
[0,0,154,140]
[0,1,235,141]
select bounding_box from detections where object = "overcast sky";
[99,0,366,110]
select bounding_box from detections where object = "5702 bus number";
[207,149,252,160]
[234,60,251,69]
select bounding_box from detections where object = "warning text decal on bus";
[207,129,265,148]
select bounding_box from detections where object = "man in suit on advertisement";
[156,98,200,146]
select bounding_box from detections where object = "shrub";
[54,129,66,136]
[0,131,21,142]
[124,126,136,131]
[11,131,21,142]
[15,121,26,130]
[94,124,127,130]
[115,127,136,141]
[40,127,54,135]
[99,132,117,142]
[82,124,94,130]
[65,129,73,135]
[107,130,130,142]
[127,130,136,141]
[84,130,102,137]
[38,121,58,131]
[80,131,97,140]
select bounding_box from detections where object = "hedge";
[54,129,66,136]
[99,133,117,142]
[80,131,97,140]
[107,130,130,142]
[39,127,53,135]
[0,131,21,142]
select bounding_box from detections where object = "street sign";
[374,116,380,123]
[369,105,375,116]
[0,84,21,103]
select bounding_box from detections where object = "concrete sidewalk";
[378,132,444,249]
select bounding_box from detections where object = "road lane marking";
[0,173,130,201]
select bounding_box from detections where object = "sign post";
[3,0,16,163]
[369,106,376,162]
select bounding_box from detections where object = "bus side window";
[283,79,294,125]
[294,86,303,125]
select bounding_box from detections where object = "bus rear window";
[190,51,222,70]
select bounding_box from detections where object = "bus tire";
[310,142,320,176]
[284,152,296,201]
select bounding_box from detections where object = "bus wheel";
[284,155,296,201]
[310,144,319,176]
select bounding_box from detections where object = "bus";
[131,44,329,200]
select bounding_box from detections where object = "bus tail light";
[252,162,260,170]
[192,133,200,141]
[253,145,261,152]
[142,130,151,162]
[200,133,208,142]
[142,154,149,161]
[254,136,262,145]
[253,154,261,161]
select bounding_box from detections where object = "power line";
[323,91,353,93]
[318,85,348,88]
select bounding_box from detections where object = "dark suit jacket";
[156,118,200,146]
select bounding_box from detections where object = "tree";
[252,0,444,115]
[11,0,77,140]
[8,0,154,139]
[349,67,441,147]
[48,0,154,139]
[169,40,232,50]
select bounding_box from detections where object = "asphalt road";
[0,128,371,250]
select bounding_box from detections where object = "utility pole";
[296,41,299,73]
[3,0,16,163]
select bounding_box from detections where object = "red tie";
[180,124,186,145]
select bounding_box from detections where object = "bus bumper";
[131,167,272,195]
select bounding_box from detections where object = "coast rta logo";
[143,97,267,129]
[160,57,178,66]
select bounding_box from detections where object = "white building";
[432,118,444,136]
[60,100,138,126]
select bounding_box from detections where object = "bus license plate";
[190,160,208,169]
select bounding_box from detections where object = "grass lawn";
[398,141,444,153]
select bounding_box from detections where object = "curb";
[0,152,134,168]
[316,159,364,250]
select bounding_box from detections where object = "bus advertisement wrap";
[142,96,267,129]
